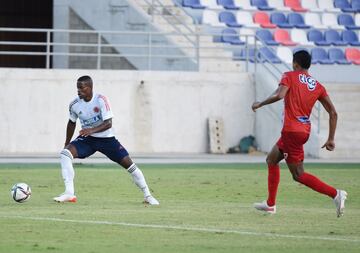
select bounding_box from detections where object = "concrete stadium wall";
[0,68,254,155]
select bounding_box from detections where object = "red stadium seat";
[345,48,360,65]
[284,0,308,12]
[274,29,297,46]
[253,11,277,28]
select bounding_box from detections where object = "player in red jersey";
[251,50,347,217]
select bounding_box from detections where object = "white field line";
[1,215,360,243]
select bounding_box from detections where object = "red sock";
[297,172,337,198]
[267,164,280,207]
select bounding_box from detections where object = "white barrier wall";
[0,68,255,154]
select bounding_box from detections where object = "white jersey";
[69,93,114,138]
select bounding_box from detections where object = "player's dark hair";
[293,50,311,70]
[77,75,93,85]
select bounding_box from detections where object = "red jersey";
[279,70,328,134]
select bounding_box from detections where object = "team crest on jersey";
[299,74,316,91]
[93,107,100,113]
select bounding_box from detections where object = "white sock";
[127,163,151,197]
[60,149,75,195]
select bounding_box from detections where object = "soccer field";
[0,163,359,253]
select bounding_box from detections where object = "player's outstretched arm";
[319,96,338,151]
[252,85,289,112]
[65,120,76,147]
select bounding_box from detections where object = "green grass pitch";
[0,163,359,253]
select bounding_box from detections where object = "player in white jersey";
[53,75,159,205]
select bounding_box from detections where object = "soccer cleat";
[254,200,276,214]
[53,193,77,203]
[143,195,160,205]
[334,190,347,218]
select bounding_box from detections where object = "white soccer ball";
[11,183,31,203]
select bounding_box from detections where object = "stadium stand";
[291,29,314,46]
[254,11,277,28]
[219,11,242,27]
[274,29,297,46]
[311,47,334,64]
[271,12,294,28]
[221,28,245,44]
[256,29,279,45]
[304,13,328,29]
[345,48,360,64]
[338,14,360,29]
[218,0,240,10]
[284,0,308,12]
[251,0,274,11]
[342,30,360,46]
[202,10,226,27]
[328,48,351,64]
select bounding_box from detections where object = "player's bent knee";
[60,149,73,160]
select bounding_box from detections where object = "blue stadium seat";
[338,14,360,30]
[219,12,242,27]
[334,0,356,12]
[311,48,334,64]
[307,29,331,46]
[288,13,311,29]
[324,29,348,46]
[233,48,257,62]
[221,28,245,45]
[270,12,294,28]
[251,0,274,10]
[342,30,360,46]
[328,48,351,65]
[256,29,279,45]
[217,0,240,10]
[182,0,206,9]
[258,47,281,63]
[352,0,360,12]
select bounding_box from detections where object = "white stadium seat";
[239,28,260,45]
[318,0,341,13]
[200,0,223,10]
[276,46,293,64]
[268,0,291,11]
[355,13,360,26]
[202,10,226,26]
[304,13,327,29]
[291,29,314,46]
[302,0,322,12]
[322,13,346,30]
[234,0,257,10]
[236,11,260,28]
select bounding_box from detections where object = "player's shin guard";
[267,164,280,207]
[127,163,151,197]
[297,172,337,198]
[60,149,75,195]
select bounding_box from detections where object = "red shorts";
[276,131,310,164]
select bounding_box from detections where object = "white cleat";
[254,200,276,214]
[334,190,347,218]
[53,193,77,203]
[144,195,160,205]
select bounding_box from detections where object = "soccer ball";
[11,183,31,203]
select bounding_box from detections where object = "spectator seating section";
[334,0,356,12]
[221,28,245,44]
[288,12,311,28]
[304,13,327,29]
[274,29,297,46]
[200,0,222,9]
[291,29,313,45]
[258,47,282,63]
[322,13,346,29]
[218,0,239,10]
[271,12,294,28]
[338,14,360,30]
[318,0,341,12]
[254,11,277,28]
[183,0,205,9]
[307,29,331,46]
[353,0,360,12]
[311,47,334,64]
[219,12,242,27]
[236,11,260,28]
[345,48,360,64]
[302,0,322,12]
[328,48,351,64]
[276,46,293,63]
[342,30,360,46]
[284,0,307,12]
[233,48,257,62]
[234,0,257,10]
[324,29,348,45]
[251,0,274,11]
[256,29,279,45]
[268,0,290,11]
[202,10,226,27]
[356,14,360,26]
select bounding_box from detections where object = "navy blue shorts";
[70,136,129,163]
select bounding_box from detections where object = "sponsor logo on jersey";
[82,115,102,127]
[93,107,100,113]
[299,74,316,91]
